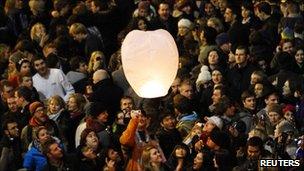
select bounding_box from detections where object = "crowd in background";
[0,0,304,170]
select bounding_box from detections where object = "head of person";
[173,143,190,159]
[29,0,45,15]
[69,23,87,42]
[241,1,254,19]
[207,17,225,34]
[159,113,176,131]
[137,1,150,18]
[6,97,18,113]
[200,26,217,45]
[141,145,163,169]
[16,58,32,75]
[120,96,134,113]
[206,49,221,66]
[274,120,296,143]
[47,95,65,115]
[204,1,216,17]
[193,151,204,170]
[279,39,294,54]
[215,32,230,53]
[267,103,284,126]
[42,138,63,162]
[90,0,107,13]
[67,93,86,113]
[178,18,192,37]
[211,85,225,105]
[254,82,264,98]
[214,97,236,117]
[241,91,256,111]
[32,55,48,77]
[30,101,48,124]
[173,95,193,116]
[8,51,25,73]
[105,147,121,162]
[0,80,14,101]
[14,86,32,107]
[207,130,230,150]
[35,126,50,144]
[89,102,108,123]
[256,2,271,21]
[295,46,304,65]
[80,128,99,150]
[30,22,46,42]
[92,69,109,84]
[250,70,265,85]
[203,116,223,133]
[171,77,181,95]
[211,69,223,85]
[19,74,33,89]
[246,136,264,160]
[129,16,148,31]
[178,79,194,100]
[264,91,279,107]
[88,51,106,74]
[69,57,88,74]
[224,4,240,24]
[158,2,170,20]
[2,117,19,138]
[283,104,295,123]
[235,45,250,67]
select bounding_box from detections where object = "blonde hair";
[207,17,224,33]
[30,22,45,41]
[141,145,158,170]
[47,95,65,114]
[29,0,45,14]
[88,51,106,74]
[69,23,87,36]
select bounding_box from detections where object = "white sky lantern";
[121,29,179,98]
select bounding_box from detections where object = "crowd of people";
[0,0,304,170]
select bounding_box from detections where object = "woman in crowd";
[141,145,168,171]
[23,126,50,171]
[87,51,107,75]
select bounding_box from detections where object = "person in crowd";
[0,117,23,171]
[67,93,86,152]
[21,101,59,152]
[87,51,107,75]
[32,56,75,102]
[66,57,88,93]
[76,128,103,171]
[18,74,40,101]
[23,126,50,171]
[41,137,76,171]
[16,58,33,76]
[155,113,182,159]
[141,144,168,171]
[14,86,32,130]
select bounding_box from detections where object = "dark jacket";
[156,127,182,159]
[42,154,77,171]
[0,136,23,171]
[150,16,178,37]
[90,78,123,122]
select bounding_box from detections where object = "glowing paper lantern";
[121,29,179,98]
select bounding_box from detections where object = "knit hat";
[178,18,192,28]
[215,33,229,46]
[283,104,295,114]
[209,130,230,148]
[196,65,211,89]
[205,116,223,130]
[281,27,294,40]
[138,1,150,10]
[29,101,44,114]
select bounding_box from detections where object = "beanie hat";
[209,130,230,148]
[196,65,211,89]
[29,101,44,114]
[281,27,294,40]
[138,1,150,11]
[205,116,223,130]
[283,104,295,114]
[215,33,229,46]
[178,18,192,29]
